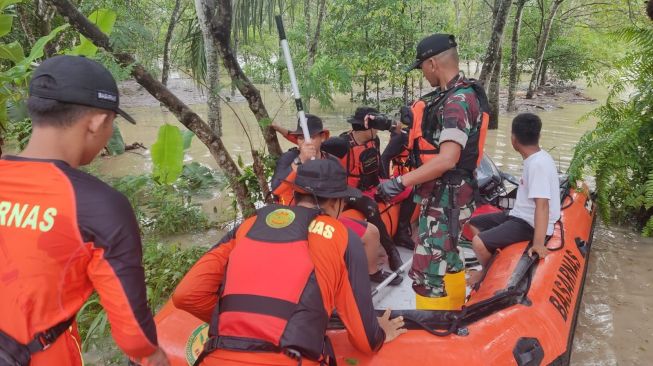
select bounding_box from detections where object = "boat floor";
[372,246,479,310]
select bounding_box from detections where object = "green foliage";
[151,124,185,184]
[569,25,653,235]
[144,184,210,236]
[0,41,23,63]
[0,6,120,149]
[76,296,107,352]
[182,129,194,150]
[4,116,29,149]
[68,9,116,57]
[77,241,206,352]
[110,173,216,237]
[105,124,125,156]
[181,162,224,192]
[235,153,276,206]
[142,241,206,311]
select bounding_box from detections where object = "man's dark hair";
[27,75,94,127]
[647,0,653,21]
[511,113,542,146]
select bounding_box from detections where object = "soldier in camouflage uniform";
[377,34,489,300]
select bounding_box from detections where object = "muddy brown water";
[95,81,653,365]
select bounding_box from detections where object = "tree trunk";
[478,0,512,86]
[304,0,311,54]
[304,0,326,113]
[46,0,256,215]
[194,0,221,137]
[201,0,282,158]
[363,74,368,104]
[526,0,564,99]
[37,2,56,56]
[488,45,502,130]
[201,0,272,201]
[161,0,182,86]
[401,0,408,105]
[17,4,36,45]
[403,75,408,105]
[375,78,380,110]
[231,33,238,97]
[507,0,527,112]
[539,60,548,86]
[277,48,284,93]
[411,76,415,101]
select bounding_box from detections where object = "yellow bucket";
[415,271,466,310]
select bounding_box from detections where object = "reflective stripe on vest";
[215,205,319,347]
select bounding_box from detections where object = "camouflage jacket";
[422,74,482,164]
[414,74,483,205]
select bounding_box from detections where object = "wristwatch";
[395,175,403,186]
[293,156,302,166]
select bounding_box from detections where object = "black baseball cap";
[288,114,327,136]
[347,106,378,130]
[294,159,361,199]
[29,55,136,124]
[406,34,458,72]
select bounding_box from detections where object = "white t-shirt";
[509,150,561,235]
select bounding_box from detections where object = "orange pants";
[201,349,321,366]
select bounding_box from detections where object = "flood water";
[99,80,653,365]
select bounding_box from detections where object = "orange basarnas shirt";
[0,156,157,365]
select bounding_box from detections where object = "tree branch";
[46,0,256,214]
[201,0,283,158]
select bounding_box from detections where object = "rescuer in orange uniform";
[0,56,168,366]
[172,159,406,365]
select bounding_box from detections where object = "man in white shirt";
[468,113,561,276]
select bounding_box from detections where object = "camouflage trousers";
[410,180,475,297]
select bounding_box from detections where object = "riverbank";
[118,77,598,115]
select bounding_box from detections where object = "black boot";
[369,270,403,286]
[385,243,404,272]
[393,221,414,250]
[394,199,416,250]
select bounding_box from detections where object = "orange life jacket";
[338,132,381,191]
[198,205,335,364]
[407,78,490,173]
[391,141,410,177]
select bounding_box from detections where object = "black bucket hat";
[347,106,378,130]
[29,55,136,124]
[406,34,457,72]
[294,159,361,199]
[288,114,328,137]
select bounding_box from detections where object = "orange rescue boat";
[152,183,595,366]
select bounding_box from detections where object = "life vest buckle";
[283,348,303,365]
[35,334,52,351]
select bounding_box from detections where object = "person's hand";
[363,114,375,129]
[364,113,395,131]
[135,347,170,366]
[271,124,288,136]
[298,141,318,163]
[528,243,549,259]
[376,177,405,202]
[377,309,407,343]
